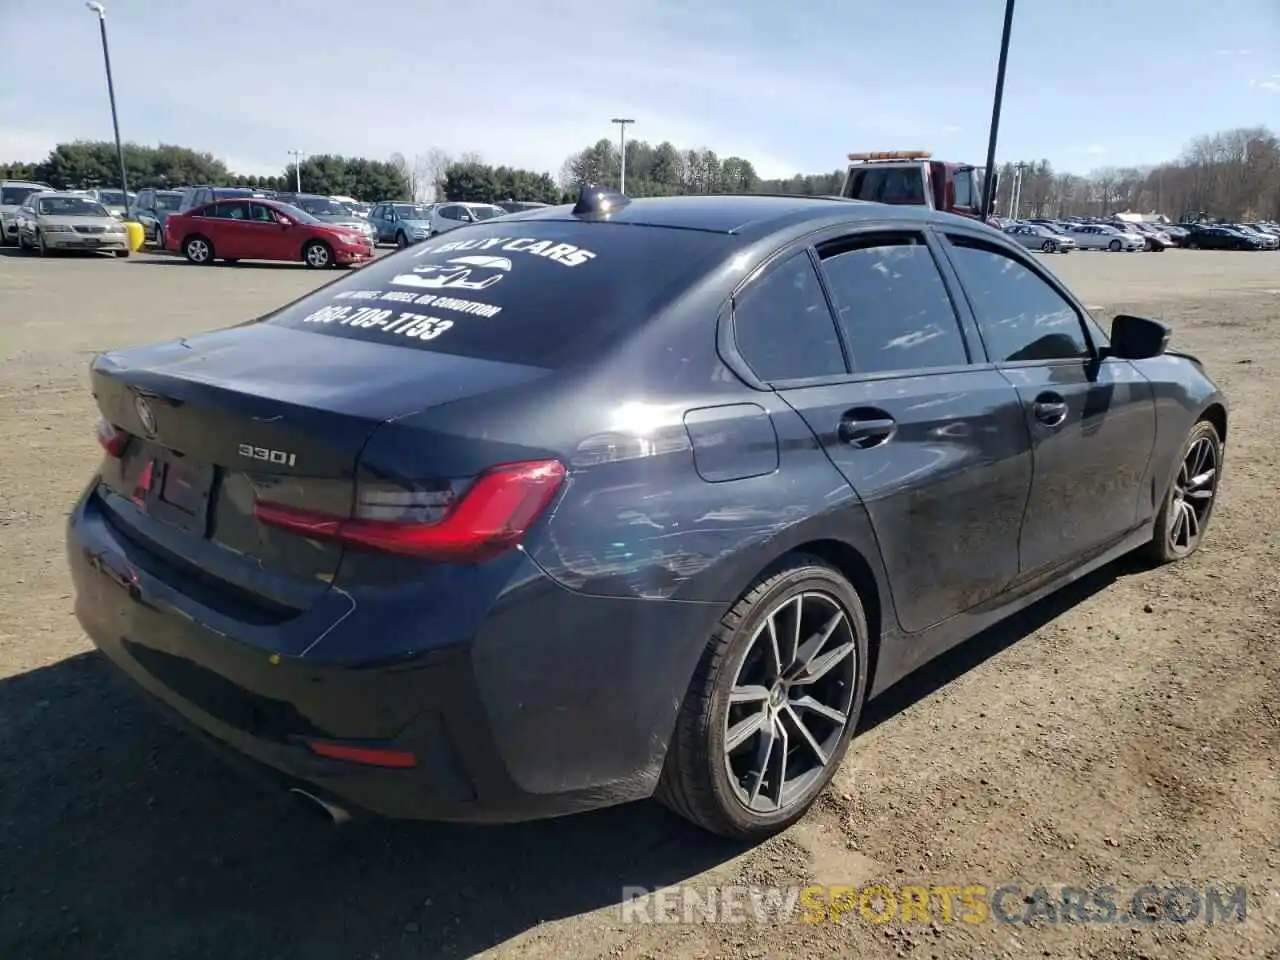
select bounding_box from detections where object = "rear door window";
[816,233,970,374]
[263,222,731,369]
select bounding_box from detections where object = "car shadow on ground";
[858,553,1144,734]
[129,256,312,270]
[0,246,127,260]
[0,557,1139,960]
[0,247,162,262]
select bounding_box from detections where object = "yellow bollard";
[123,220,146,253]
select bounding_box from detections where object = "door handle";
[838,410,896,448]
[1032,392,1069,427]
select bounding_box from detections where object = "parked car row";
[124,186,550,256]
[997,213,1280,253]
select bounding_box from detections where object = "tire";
[1141,420,1222,566]
[223,258,239,265]
[114,249,129,259]
[1041,240,1055,253]
[303,239,333,269]
[1108,239,1122,252]
[37,231,49,257]
[183,235,214,264]
[395,231,408,249]
[656,556,870,840]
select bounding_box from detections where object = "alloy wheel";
[306,243,330,268]
[723,591,857,814]
[1167,436,1218,557]
[186,238,209,263]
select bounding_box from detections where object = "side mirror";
[277,216,292,227]
[1108,314,1170,360]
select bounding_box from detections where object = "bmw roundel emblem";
[134,396,157,437]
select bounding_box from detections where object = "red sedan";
[164,197,375,268]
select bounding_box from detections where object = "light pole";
[287,150,304,193]
[980,0,1016,220]
[85,2,129,206]
[1012,161,1029,219]
[611,118,634,194]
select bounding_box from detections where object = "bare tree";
[410,154,432,201]
[388,152,410,196]
[423,148,452,201]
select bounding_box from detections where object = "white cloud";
[1068,145,1108,155]
[0,126,76,164]
[0,0,945,181]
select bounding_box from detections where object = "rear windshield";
[842,165,927,204]
[263,220,729,369]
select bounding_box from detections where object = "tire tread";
[656,555,858,838]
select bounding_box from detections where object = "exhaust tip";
[290,787,352,824]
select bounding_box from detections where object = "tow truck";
[839,150,999,226]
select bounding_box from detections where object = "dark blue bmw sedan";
[67,188,1227,839]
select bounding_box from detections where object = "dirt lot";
[1,246,1277,960]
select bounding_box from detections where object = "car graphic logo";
[134,396,157,437]
[390,255,513,291]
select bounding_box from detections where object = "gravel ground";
[1,246,1277,960]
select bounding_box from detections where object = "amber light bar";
[848,150,932,161]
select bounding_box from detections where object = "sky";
[1,0,1277,181]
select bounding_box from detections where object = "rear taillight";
[97,420,129,457]
[253,459,566,562]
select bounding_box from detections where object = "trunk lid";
[90,323,550,610]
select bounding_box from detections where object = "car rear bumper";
[67,483,718,822]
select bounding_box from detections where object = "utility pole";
[611,118,634,194]
[980,0,1016,220]
[85,2,129,206]
[287,150,304,193]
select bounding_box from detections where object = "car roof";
[506,193,951,235]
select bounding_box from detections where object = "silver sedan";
[17,192,130,256]
[1062,224,1143,252]
[1003,222,1077,253]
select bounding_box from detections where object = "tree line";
[989,127,1279,221]
[3,126,1276,220]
